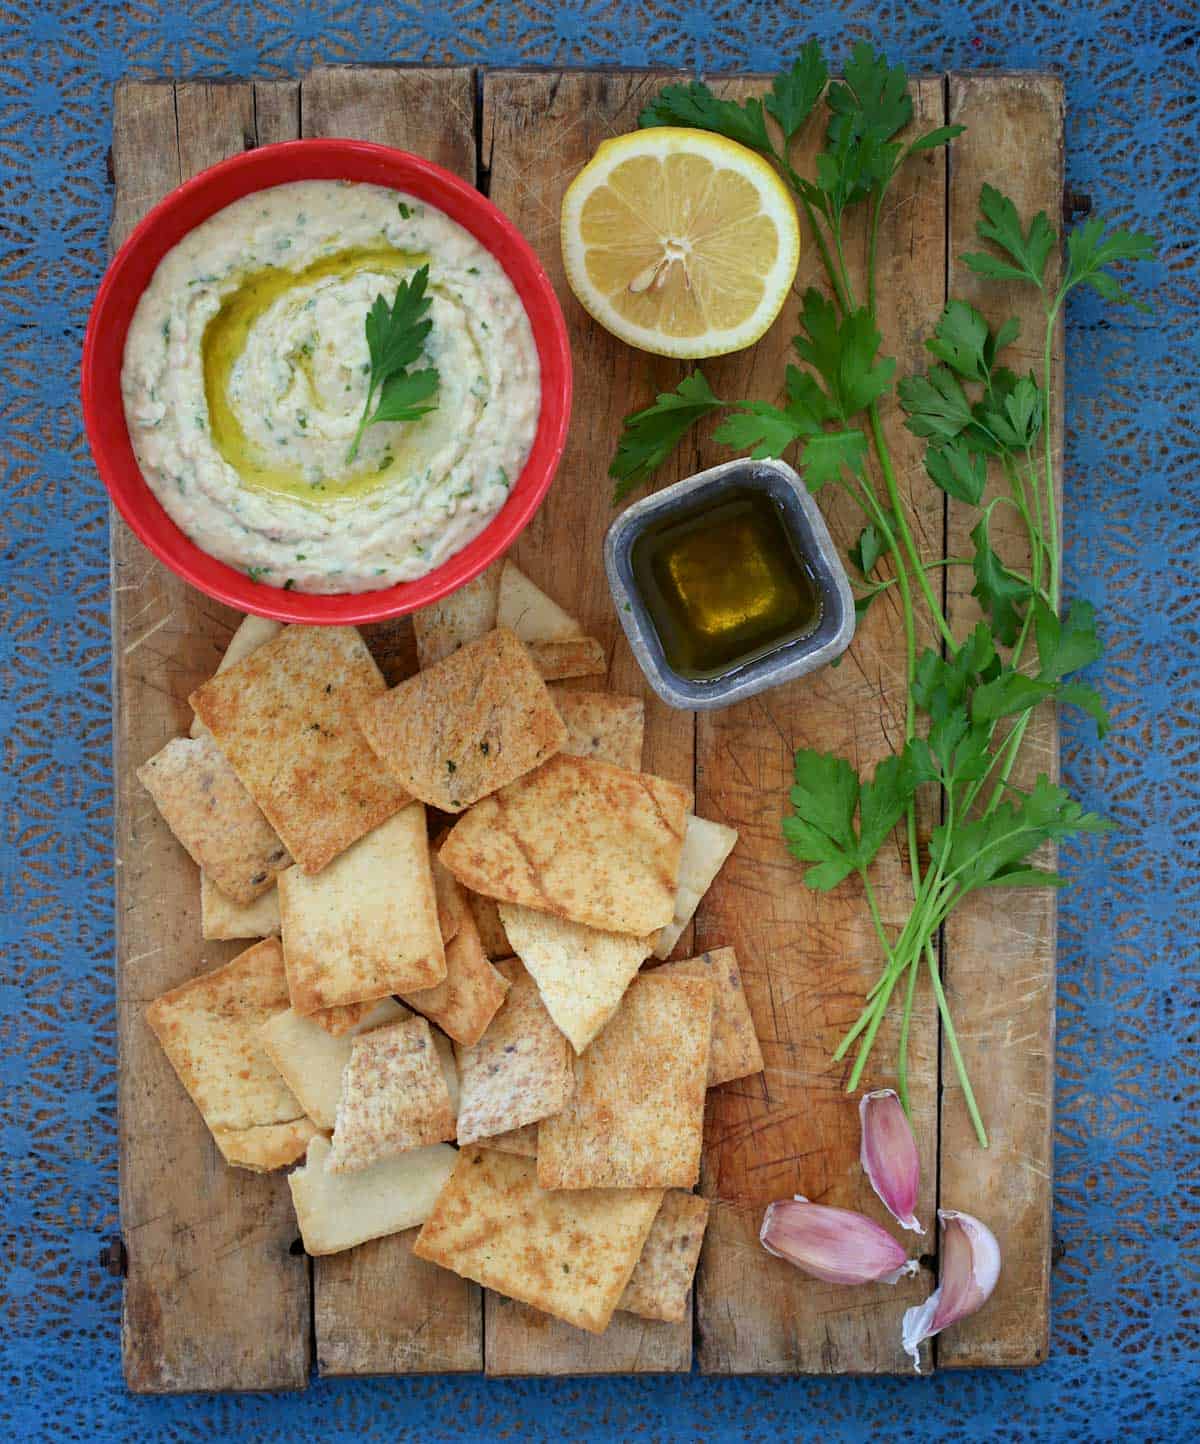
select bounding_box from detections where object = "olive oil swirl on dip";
[121,180,540,594]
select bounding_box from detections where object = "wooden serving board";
[109,65,1063,1390]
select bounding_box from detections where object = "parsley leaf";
[977,373,1043,451]
[764,40,828,141]
[970,513,1031,646]
[827,42,913,147]
[1033,597,1103,681]
[802,428,870,488]
[348,265,439,463]
[714,365,829,458]
[608,371,722,501]
[1063,215,1157,311]
[925,437,987,505]
[897,365,973,440]
[639,82,771,155]
[962,182,1057,289]
[924,300,991,380]
[793,290,896,420]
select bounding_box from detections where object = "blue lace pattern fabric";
[0,2,1196,1441]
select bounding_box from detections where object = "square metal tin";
[604,458,856,711]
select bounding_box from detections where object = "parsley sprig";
[612,42,1156,1145]
[346,264,440,465]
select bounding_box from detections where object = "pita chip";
[259,998,407,1131]
[413,559,502,668]
[327,1015,456,1173]
[498,902,655,1053]
[414,1148,663,1334]
[465,889,510,959]
[526,637,606,681]
[440,754,690,936]
[138,734,291,905]
[618,1190,710,1323]
[652,947,764,1087]
[357,628,566,813]
[431,851,466,947]
[306,999,385,1036]
[289,1135,458,1256]
[189,624,409,874]
[551,688,644,771]
[496,560,583,642]
[190,614,283,739]
[200,872,281,941]
[455,958,573,1146]
[145,938,316,1171]
[485,1123,538,1157]
[279,803,445,1014]
[538,973,713,1191]
[401,896,510,1046]
[653,814,738,960]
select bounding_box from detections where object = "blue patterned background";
[1,1,1196,1440]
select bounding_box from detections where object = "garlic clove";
[901,1209,1002,1372]
[760,1195,919,1286]
[860,1088,924,1234]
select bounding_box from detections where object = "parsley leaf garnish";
[346,264,439,464]
[608,372,723,501]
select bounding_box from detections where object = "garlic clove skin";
[901,1209,1002,1373]
[859,1088,924,1234]
[760,1195,919,1286]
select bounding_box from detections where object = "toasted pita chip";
[413,1148,663,1334]
[289,1135,458,1255]
[200,873,281,941]
[455,958,573,1145]
[413,560,502,668]
[145,938,314,1171]
[485,1123,538,1157]
[189,625,409,874]
[191,615,283,739]
[431,1027,459,1116]
[358,629,566,813]
[279,803,444,1014]
[653,814,739,959]
[328,1015,456,1172]
[401,898,509,1046]
[496,560,583,642]
[259,998,407,1130]
[538,973,712,1190]
[527,637,606,680]
[306,1000,382,1036]
[618,1190,710,1323]
[465,889,510,959]
[441,755,690,936]
[551,688,645,771]
[138,735,290,905]
[432,851,465,947]
[498,903,655,1053]
[652,947,764,1087]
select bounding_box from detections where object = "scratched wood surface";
[109,67,1062,1387]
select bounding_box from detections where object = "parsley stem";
[896,945,921,1116]
[1042,298,1063,608]
[925,939,988,1147]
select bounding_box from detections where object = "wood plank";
[938,72,1064,1369]
[299,64,483,1377]
[112,79,310,1395]
[253,79,299,148]
[693,76,947,1375]
[480,68,695,1376]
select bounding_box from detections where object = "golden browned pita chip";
[440,754,690,936]
[496,560,583,642]
[289,1135,459,1255]
[538,973,712,1191]
[190,615,283,739]
[401,897,509,1046]
[328,1015,456,1173]
[618,1190,710,1323]
[498,902,655,1053]
[413,1148,663,1334]
[454,959,573,1146]
[145,938,315,1171]
[412,559,502,668]
[526,637,607,680]
[189,624,409,874]
[465,889,510,959]
[279,803,445,1014]
[357,629,566,813]
[200,873,281,941]
[653,814,739,959]
[138,734,290,905]
[431,850,465,947]
[259,998,408,1131]
[652,947,764,1087]
[485,1123,538,1157]
[551,688,645,771]
[307,1000,382,1036]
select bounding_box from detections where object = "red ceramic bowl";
[81,140,572,624]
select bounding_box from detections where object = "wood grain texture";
[299,64,483,1376]
[693,76,947,1375]
[938,72,1064,1369]
[112,80,310,1395]
[480,69,696,1375]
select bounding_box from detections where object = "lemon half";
[561,128,801,359]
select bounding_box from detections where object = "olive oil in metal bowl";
[605,458,855,710]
